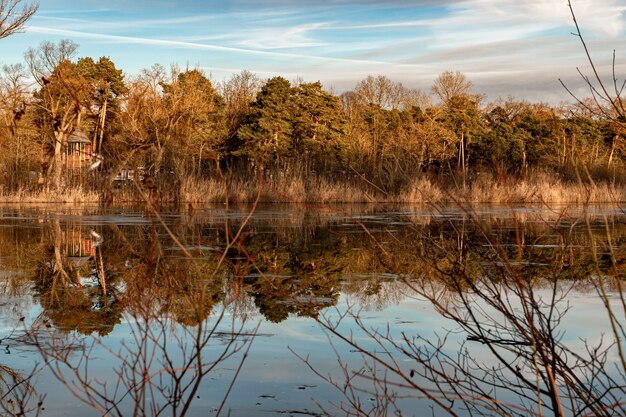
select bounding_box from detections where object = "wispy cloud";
[328,0,625,39]
[33,14,218,31]
[440,0,626,38]
[26,25,420,69]
[8,0,625,102]
[233,22,330,49]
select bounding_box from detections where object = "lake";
[0,203,624,417]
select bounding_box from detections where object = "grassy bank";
[0,187,100,204]
[180,172,626,205]
[4,170,623,205]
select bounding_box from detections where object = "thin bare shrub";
[29,288,255,417]
[0,342,44,417]
[297,203,625,417]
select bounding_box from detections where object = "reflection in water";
[33,218,120,335]
[0,204,624,416]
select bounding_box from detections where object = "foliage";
[0,45,624,198]
[291,81,346,170]
[237,76,294,164]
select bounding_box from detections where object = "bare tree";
[0,63,36,189]
[559,1,626,168]
[560,0,626,122]
[221,69,260,136]
[25,39,79,84]
[432,70,474,107]
[354,75,402,110]
[0,0,38,40]
[24,40,84,190]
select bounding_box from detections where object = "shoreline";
[1,172,625,205]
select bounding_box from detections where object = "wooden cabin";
[65,225,97,270]
[65,129,93,171]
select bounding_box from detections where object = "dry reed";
[0,187,100,204]
[3,171,625,205]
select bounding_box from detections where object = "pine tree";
[237,76,293,166]
[292,81,346,172]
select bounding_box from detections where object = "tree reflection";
[1,205,624,332]
[248,273,339,323]
[32,218,121,335]
[27,215,253,417]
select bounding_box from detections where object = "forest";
[0,38,625,204]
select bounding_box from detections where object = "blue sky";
[2,0,626,101]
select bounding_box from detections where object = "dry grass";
[4,171,625,205]
[0,187,100,204]
[177,171,626,205]
[403,177,445,204]
[179,176,262,203]
[465,171,626,204]
[178,174,372,204]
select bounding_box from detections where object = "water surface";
[0,203,624,416]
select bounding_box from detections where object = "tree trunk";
[50,131,66,190]
[608,134,617,167]
[459,131,466,190]
[97,99,108,155]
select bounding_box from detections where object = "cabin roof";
[68,256,91,269]
[67,129,91,144]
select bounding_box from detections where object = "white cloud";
[231,22,330,50]
[25,25,415,68]
[33,14,218,31]
[443,0,626,38]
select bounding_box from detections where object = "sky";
[2,0,626,102]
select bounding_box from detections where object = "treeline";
[0,40,625,200]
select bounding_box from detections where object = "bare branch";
[564,0,626,120]
[0,0,38,40]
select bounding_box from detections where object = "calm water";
[0,204,624,416]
